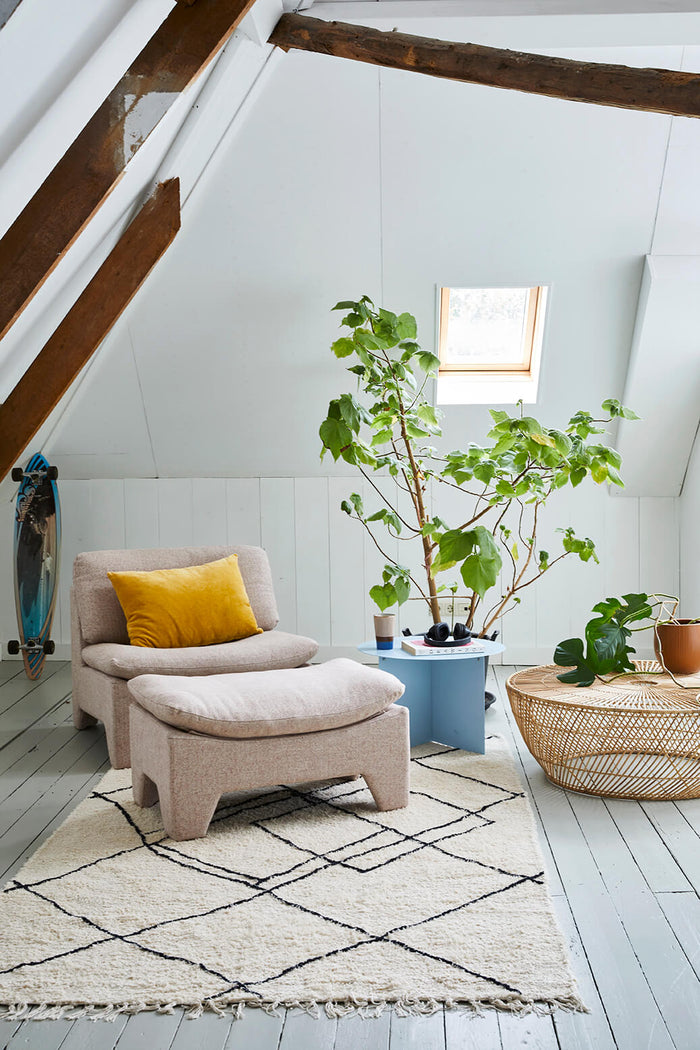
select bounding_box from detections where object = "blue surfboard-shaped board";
[12,453,61,680]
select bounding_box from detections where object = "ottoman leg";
[364,706,410,812]
[364,768,409,811]
[158,782,221,842]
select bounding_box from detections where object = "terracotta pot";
[373,613,395,651]
[653,619,700,675]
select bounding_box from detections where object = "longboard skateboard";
[7,453,61,679]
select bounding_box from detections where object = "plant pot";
[654,619,700,675]
[373,613,395,651]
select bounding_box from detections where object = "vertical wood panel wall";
[0,477,680,663]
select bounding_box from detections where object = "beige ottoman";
[127,659,410,840]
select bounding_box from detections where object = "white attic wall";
[48,35,680,477]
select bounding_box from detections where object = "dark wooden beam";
[270,14,700,119]
[0,179,181,482]
[0,0,256,344]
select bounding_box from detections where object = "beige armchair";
[70,545,319,769]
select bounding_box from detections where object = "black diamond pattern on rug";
[0,741,566,1011]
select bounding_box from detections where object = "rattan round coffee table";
[506,661,700,800]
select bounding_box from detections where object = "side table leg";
[430,657,486,753]
[378,656,432,746]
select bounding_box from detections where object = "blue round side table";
[357,639,505,753]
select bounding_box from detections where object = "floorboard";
[223,1009,285,1049]
[116,1009,185,1050]
[278,1009,337,1049]
[3,1018,74,1050]
[334,1011,391,1050]
[492,667,677,1050]
[444,1010,501,1049]
[1,661,699,1049]
[389,1010,445,1049]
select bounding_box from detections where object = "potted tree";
[319,295,637,640]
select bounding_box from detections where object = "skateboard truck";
[12,465,58,482]
[7,638,55,655]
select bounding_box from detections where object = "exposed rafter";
[0,180,181,482]
[269,14,700,118]
[0,0,256,344]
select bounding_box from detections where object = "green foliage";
[369,564,412,611]
[554,593,654,686]
[320,295,637,627]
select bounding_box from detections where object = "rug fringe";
[0,995,588,1022]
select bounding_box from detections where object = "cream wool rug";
[0,738,584,1019]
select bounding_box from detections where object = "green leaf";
[459,526,501,598]
[319,416,352,460]
[396,313,418,340]
[332,300,358,311]
[416,404,440,427]
[405,423,431,440]
[354,329,380,351]
[338,393,367,433]
[433,529,474,574]
[331,337,356,358]
[342,312,364,328]
[394,576,410,604]
[530,432,556,448]
[371,429,394,447]
[472,461,496,485]
[349,492,364,516]
[369,583,396,612]
[602,398,640,421]
[415,351,440,375]
[553,638,596,686]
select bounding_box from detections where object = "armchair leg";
[72,705,97,730]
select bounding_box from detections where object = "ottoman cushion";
[127,658,405,739]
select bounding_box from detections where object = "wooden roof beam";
[269,13,700,118]
[0,0,256,345]
[0,179,181,482]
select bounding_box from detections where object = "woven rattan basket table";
[506,661,700,800]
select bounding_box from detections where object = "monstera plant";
[319,295,637,637]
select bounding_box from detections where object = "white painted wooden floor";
[0,659,698,1050]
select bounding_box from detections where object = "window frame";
[438,285,544,375]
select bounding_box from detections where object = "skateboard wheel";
[11,468,23,482]
[47,466,58,481]
[43,640,56,655]
[7,640,20,655]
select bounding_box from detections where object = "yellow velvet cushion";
[108,554,263,648]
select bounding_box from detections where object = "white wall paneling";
[328,476,366,652]
[294,477,331,646]
[225,478,262,546]
[157,479,194,548]
[124,478,160,548]
[1,477,677,664]
[260,478,297,633]
[192,478,228,547]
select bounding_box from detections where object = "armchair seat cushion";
[127,658,405,739]
[82,630,318,680]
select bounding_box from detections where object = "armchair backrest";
[72,545,279,646]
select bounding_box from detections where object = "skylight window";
[437,285,548,405]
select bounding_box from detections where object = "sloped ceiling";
[4,3,700,486]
